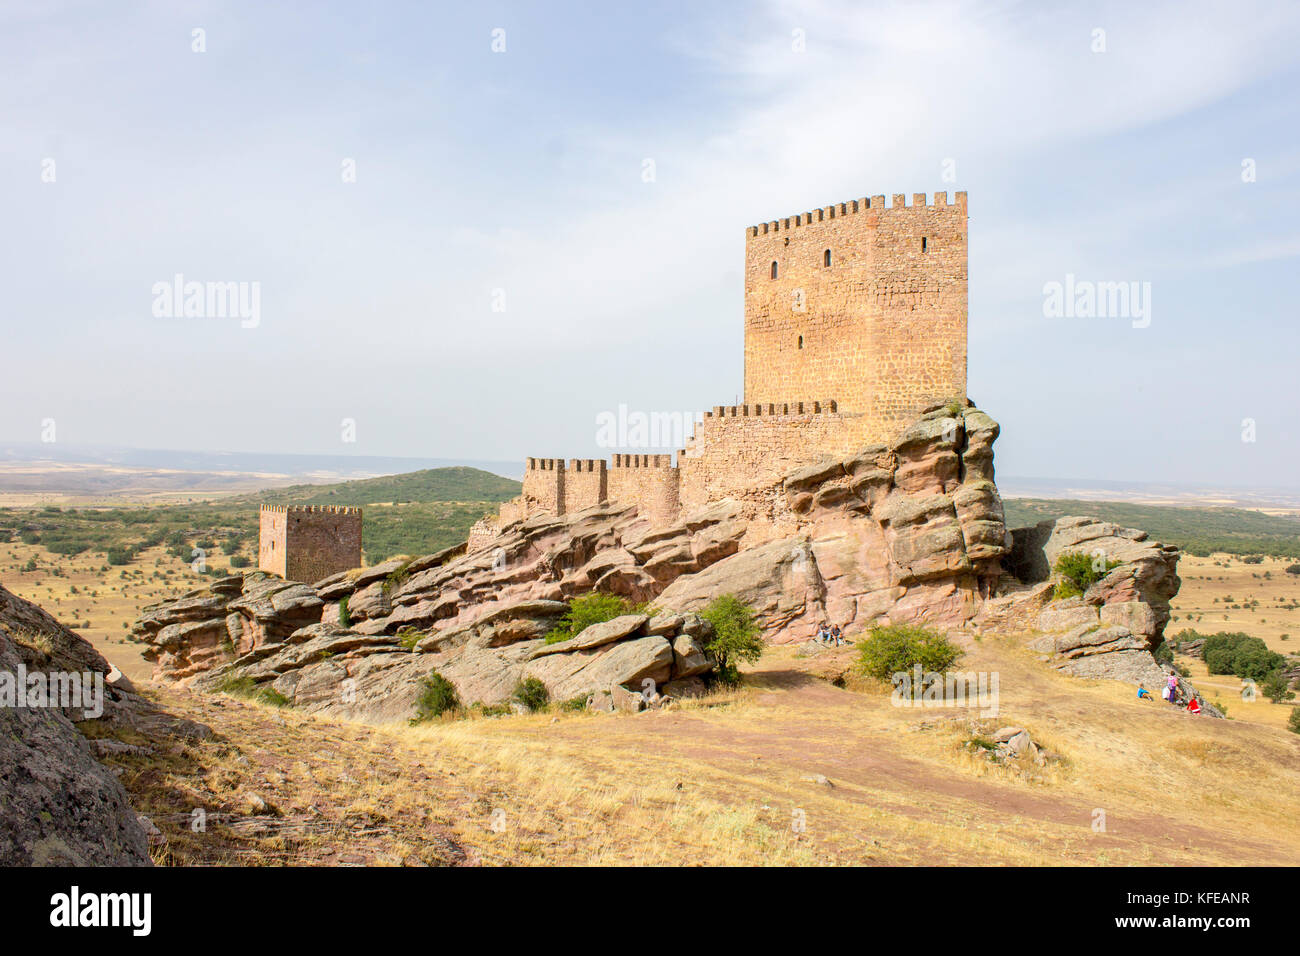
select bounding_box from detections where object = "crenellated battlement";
[747,191,966,237]
[260,504,362,515]
[611,454,674,468]
[568,458,607,473]
[526,457,566,471]
[704,400,839,419]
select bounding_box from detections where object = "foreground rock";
[0,584,152,865]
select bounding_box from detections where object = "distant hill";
[239,467,521,507]
[1002,498,1300,558]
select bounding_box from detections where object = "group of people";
[1137,671,1201,714]
[815,621,845,646]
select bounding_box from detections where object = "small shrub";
[1053,551,1120,600]
[397,627,421,650]
[106,548,133,566]
[338,595,351,628]
[229,554,251,568]
[855,623,962,681]
[1289,708,1300,735]
[411,670,461,723]
[559,694,588,713]
[546,592,635,644]
[511,677,550,712]
[699,593,764,686]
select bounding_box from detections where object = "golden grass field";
[3,532,1298,865]
[86,631,1300,867]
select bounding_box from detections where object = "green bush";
[559,694,589,713]
[411,670,461,723]
[854,623,962,681]
[1203,632,1284,682]
[546,592,635,644]
[338,595,352,628]
[511,677,550,712]
[699,594,764,686]
[106,548,133,566]
[1289,708,1300,735]
[1053,550,1120,600]
[229,554,251,568]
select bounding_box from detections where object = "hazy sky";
[4,0,1299,487]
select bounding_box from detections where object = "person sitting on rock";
[831,623,844,647]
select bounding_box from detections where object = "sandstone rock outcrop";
[135,404,1017,721]
[133,403,1214,718]
[987,516,1218,714]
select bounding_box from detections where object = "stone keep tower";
[743,192,968,441]
[258,505,362,584]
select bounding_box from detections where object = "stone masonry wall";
[259,506,362,585]
[677,402,868,511]
[258,508,288,577]
[522,458,565,514]
[565,459,608,514]
[608,455,680,526]
[744,191,967,443]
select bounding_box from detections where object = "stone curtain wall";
[743,191,967,438]
[565,459,608,514]
[608,455,680,526]
[259,506,362,584]
[677,402,869,511]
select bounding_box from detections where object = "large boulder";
[0,584,152,866]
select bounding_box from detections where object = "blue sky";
[3,0,1298,487]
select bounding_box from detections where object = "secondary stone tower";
[258,505,363,583]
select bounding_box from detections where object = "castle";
[258,505,362,582]
[472,190,969,548]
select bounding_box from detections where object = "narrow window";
[798,335,804,349]
[921,237,928,253]
[823,248,831,267]
[771,260,778,279]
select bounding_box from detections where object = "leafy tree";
[1261,670,1295,704]
[699,594,764,686]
